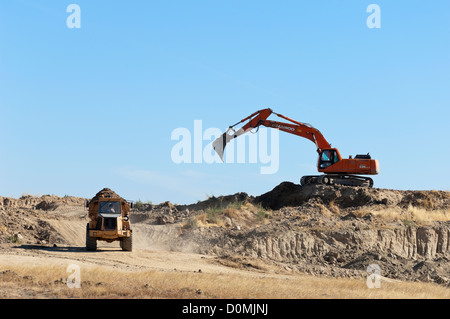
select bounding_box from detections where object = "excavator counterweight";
[213,108,379,187]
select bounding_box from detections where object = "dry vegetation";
[1,264,449,299]
[182,201,271,230]
[371,205,449,224]
[313,195,449,224]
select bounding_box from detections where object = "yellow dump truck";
[86,188,132,251]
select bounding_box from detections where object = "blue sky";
[0,1,449,204]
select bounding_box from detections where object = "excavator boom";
[213,108,330,159]
[213,108,379,187]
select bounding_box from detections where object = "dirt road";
[0,245,255,276]
[0,214,260,276]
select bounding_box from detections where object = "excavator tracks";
[300,174,374,188]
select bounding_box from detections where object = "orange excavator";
[213,108,379,187]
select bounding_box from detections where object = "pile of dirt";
[131,193,253,226]
[89,188,124,202]
[131,201,192,225]
[0,208,67,245]
[0,195,85,211]
[254,182,449,210]
[0,194,87,245]
[180,192,253,211]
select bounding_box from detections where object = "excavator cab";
[318,149,340,169]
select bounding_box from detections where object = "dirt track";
[0,201,280,292]
[0,245,250,276]
[0,209,255,275]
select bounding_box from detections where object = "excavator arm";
[213,108,331,160]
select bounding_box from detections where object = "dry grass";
[354,205,449,225]
[0,264,449,299]
[182,201,271,230]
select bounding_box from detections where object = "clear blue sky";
[0,1,449,204]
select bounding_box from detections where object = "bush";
[256,204,269,221]
[135,200,144,210]
[205,207,221,224]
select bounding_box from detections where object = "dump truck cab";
[86,188,132,251]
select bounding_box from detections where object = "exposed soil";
[0,183,449,291]
[131,183,450,287]
[89,188,125,202]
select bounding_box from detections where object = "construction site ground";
[0,182,449,299]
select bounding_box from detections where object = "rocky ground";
[1,183,449,288]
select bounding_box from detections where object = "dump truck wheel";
[121,232,132,252]
[86,223,97,251]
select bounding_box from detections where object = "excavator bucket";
[213,127,246,161]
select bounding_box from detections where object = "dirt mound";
[179,192,253,211]
[89,188,124,202]
[255,182,304,209]
[254,182,449,210]
[0,207,73,245]
[142,182,448,214]
[0,195,85,211]
[0,194,87,245]
[132,181,447,218]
